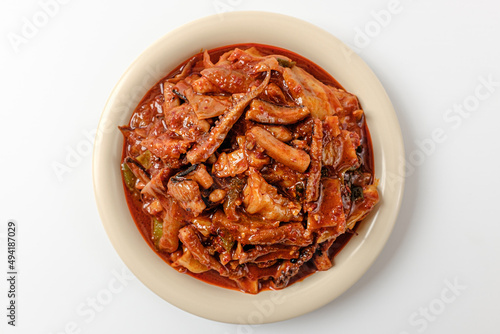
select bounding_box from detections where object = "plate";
[93,11,405,324]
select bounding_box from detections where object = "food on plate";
[119,44,379,293]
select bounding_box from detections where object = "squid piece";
[200,66,256,94]
[227,48,293,74]
[253,247,300,264]
[186,164,213,189]
[346,184,379,230]
[283,66,343,120]
[119,126,148,156]
[353,109,364,122]
[140,168,173,210]
[172,80,191,100]
[248,126,310,173]
[158,197,184,253]
[259,163,305,196]
[260,82,288,105]
[172,248,209,274]
[333,88,360,114]
[167,178,206,217]
[208,189,227,203]
[164,104,210,140]
[312,238,335,271]
[273,245,317,289]
[202,49,214,68]
[236,244,297,264]
[186,71,271,165]
[178,226,228,276]
[246,99,310,124]
[260,125,293,142]
[323,115,341,138]
[185,88,232,119]
[242,168,301,222]
[191,76,223,94]
[213,149,248,178]
[141,134,192,161]
[305,119,323,204]
[123,157,150,185]
[245,151,271,169]
[234,277,259,294]
[322,127,360,170]
[212,211,311,247]
[315,227,342,244]
[307,178,346,231]
[339,130,361,170]
[323,129,360,171]
[162,82,180,115]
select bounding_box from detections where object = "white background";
[1,0,499,333]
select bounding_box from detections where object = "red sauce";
[121,43,375,292]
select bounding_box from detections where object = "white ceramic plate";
[93,11,405,324]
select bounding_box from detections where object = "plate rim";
[93,10,405,324]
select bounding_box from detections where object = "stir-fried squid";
[120,44,379,294]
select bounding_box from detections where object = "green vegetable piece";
[321,167,329,178]
[277,58,296,68]
[152,218,163,248]
[351,186,364,201]
[136,150,152,169]
[219,230,234,253]
[295,182,305,201]
[121,162,136,191]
